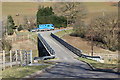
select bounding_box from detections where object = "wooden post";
[10,50,12,67]
[23,36,24,40]
[3,50,5,70]
[16,50,18,65]
[20,50,23,66]
[91,36,94,56]
[30,50,32,64]
[12,38,13,42]
[15,37,16,42]
[28,34,30,39]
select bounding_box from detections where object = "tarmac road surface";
[33,31,119,78]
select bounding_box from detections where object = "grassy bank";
[16,31,38,57]
[78,57,117,70]
[55,29,73,37]
[2,65,49,78]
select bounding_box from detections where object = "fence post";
[10,50,12,68]
[11,38,13,42]
[28,34,30,39]
[16,50,18,65]
[20,50,23,66]
[3,50,5,70]
[30,50,32,64]
[15,37,16,42]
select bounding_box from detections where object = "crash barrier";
[38,34,55,58]
[51,33,101,61]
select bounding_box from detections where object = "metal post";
[10,50,12,67]
[3,50,5,70]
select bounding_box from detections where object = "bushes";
[2,39,12,51]
[18,25,24,31]
[71,20,87,38]
[89,13,118,51]
[7,27,14,35]
[71,13,118,51]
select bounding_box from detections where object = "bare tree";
[53,2,87,27]
[88,12,118,51]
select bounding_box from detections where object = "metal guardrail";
[38,34,55,56]
[51,33,100,59]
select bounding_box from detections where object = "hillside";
[2,2,117,17]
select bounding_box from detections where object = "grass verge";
[2,65,49,78]
[78,57,117,70]
[54,29,73,37]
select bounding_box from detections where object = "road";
[33,31,119,78]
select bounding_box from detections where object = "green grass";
[29,33,38,58]
[55,29,73,37]
[32,49,38,58]
[78,57,117,70]
[2,65,49,78]
[16,31,38,58]
[16,32,29,36]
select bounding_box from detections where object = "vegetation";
[36,6,67,28]
[23,16,36,30]
[6,15,16,35]
[2,2,118,52]
[17,25,24,31]
[78,57,117,70]
[55,29,73,37]
[53,2,87,27]
[2,39,12,51]
[88,13,118,51]
[2,65,49,78]
[72,12,118,51]
[71,20,87,38]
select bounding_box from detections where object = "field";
[2,2,55,25]
[55,29,118,64]
[2,2,117,24]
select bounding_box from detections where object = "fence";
[51,33,100,59]
[5,35,29,43]
[38,34,55,59]
[5,32,37,43]
[1,50,32,70]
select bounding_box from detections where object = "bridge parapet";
[38,34,55,57]
[51,33,101,61]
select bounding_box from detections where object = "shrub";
[7,28,14,35]
[2,39,12,51]
[18,25,24,31]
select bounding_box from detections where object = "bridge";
[36,30,119,78]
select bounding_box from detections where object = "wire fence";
[0,33,36,70]
[1,50,32,70]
